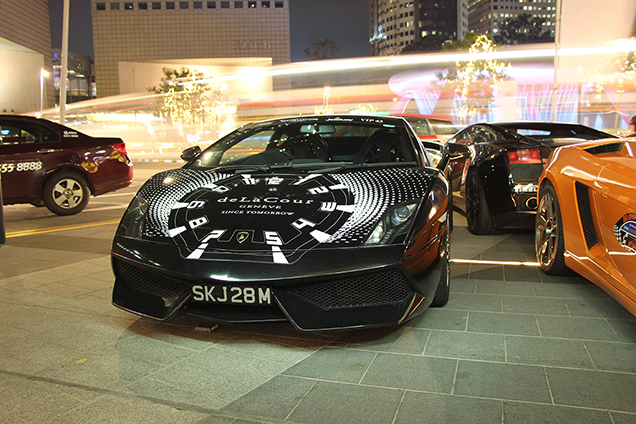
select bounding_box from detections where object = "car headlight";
[116,194,148,239]
[365,202,419,246]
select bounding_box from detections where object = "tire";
[465,170,496,235]
[535,182,569,275]
[431,212,450,307]
[42,171,90,216]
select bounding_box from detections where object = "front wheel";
[42,171,90,216]
[535,182,569,275]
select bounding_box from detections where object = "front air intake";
[288,269,413,310]
[114,258,189,299]
[575,182,598,249]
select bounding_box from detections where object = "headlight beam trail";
[451,258,540,267]
[6,219,121,238]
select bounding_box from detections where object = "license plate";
[191,285,272,305]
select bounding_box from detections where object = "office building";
[91,0,290,98]
[52,50,96,104]
[368,0,468,56]
[0,0,53,113]
[468,0,556,37]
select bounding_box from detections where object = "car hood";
[129,166,439,263]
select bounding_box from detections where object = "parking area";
[1,162,636,424]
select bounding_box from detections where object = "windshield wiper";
[206,164,273,174]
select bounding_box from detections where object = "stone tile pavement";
[1,217,635,423]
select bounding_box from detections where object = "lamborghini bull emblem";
[236,232,250,243]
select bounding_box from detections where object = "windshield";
[188,121,419,170]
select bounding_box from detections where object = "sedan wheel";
[42,172,90,216]
[535,183,568,275]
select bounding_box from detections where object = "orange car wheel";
[535,182,569,275]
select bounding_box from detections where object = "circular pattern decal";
[167,173,355,264]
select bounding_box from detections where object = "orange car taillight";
[507,148,541,164]
[112,142,128,156]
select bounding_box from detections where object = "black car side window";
[471,127,494,144]
[454,130,471,145]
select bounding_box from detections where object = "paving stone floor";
[1,216,635,423]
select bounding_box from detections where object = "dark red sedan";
[0,115,133,215]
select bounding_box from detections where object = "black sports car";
[445,121,617,235]
[111,115,469,331]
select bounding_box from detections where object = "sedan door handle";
[37,148,57,154]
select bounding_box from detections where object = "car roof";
[0,114,38,120]
[389,113,454,121]
[473,121,618,140]
[244,114,411,128]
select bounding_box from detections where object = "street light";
[40,69,50,111]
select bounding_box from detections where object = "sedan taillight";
[112,142,128,156]
[507,148,541,164]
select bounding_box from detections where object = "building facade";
[91,0,290,98]
[52,50,96,104]
[0,0,53,113]
[468,0,556,37]
[368,0,468,56]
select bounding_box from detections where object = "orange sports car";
[535,138,636,317]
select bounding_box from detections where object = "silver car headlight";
[117,194,148,239]
[365,201,419,246]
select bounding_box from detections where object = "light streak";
[185,43,636,86]
[6,219,121,238]
[451,258,541,267]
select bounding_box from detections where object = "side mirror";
[437,143,470,170]
[181,145,201,162]
[445,143,471,162]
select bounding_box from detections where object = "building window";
[166,2,175,9]
[124,2,133,9]
[274,1,283,8]
[152,2,161,9]
[138,2,148,9]
[234,1,243,8]
[248,1,256,7]
[96,3,106,10]
[111,2,120,10]
[221,1,229,8]
[261,0,269,7]
[193,1,202,8]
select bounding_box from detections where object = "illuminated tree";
[437,35,511,125]
[147,67,211,125]
[591,41,636,132]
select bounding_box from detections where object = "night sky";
[48,0,370,62]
